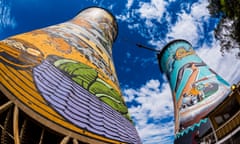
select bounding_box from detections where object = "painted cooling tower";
[0,7,141,144]
[158,39,230,134]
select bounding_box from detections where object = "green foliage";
[208,0,240,57]
[207,0,222,17]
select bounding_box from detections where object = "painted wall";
[0,7,140,143]
[158,40,230,134]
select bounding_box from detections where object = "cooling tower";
[158,39,230,134]
[0,7,141,144]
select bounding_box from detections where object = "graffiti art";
[158,39,230,133]
[0,7,140,143]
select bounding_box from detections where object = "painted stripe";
[6,66,46,103]
[0,68,62,119]
[33,60,141,143]
[1,68,123,144]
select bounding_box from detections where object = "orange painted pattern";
[0,7,133,143]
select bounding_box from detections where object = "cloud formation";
[197,42,240,84]
[126,0,134,9]
[137,0,166,22]
[166,0,210,45]
[166,12,199,44]
[0,0,16,32]
[123,80,174,144]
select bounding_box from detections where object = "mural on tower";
[158,40,230,133]
[0,7,140,143]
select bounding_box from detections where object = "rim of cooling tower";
[75,6,119,42]
[157,39,192,73]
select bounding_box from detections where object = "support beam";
[73,139,79,144]
[38,129,45,144]
[0,101,13,114]
[60,136,70,144]
[13,106,20,144]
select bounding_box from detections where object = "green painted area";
[54,59,130,121]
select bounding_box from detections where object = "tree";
[208,0,240,58]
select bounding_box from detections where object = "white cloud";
[116,10,133,23]
[0,0,16,32]
[197,41,240,85]
[128,23,140,30]
[123,80,174,144]
[118,0,211,49]
[138,0,166,22]
[116,0,168,33]
[126,0,134,9]
[166,0,210,45]
[191,0,209,19]
[167,12,199,44]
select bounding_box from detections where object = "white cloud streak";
[126,0,134,9]
[166,12,199,44]
[166,0,210,45]
[124,80,174,144]
[117,0,167,32]
[0,0,16,32]
[137,0,166,22]
[197,42,240,85]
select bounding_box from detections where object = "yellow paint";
[0,10,129,142]
[0,43,20,57]
[0,65,61,118]
[175,47,195,60]
[17,70,35,83]
[189,87,201,96]
[11,32,120,93]
[0,63,123,144]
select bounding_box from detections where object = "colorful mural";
[158,39,230,133]
[0,7,140,143]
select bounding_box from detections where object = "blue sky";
[1,0,240,143]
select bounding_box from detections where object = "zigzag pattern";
[175,118,208,139]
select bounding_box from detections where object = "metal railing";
[215,110,240,139]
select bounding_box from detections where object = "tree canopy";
[208,0,240,57]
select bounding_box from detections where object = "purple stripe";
[33,60,141,143]
[63,109,89,129]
